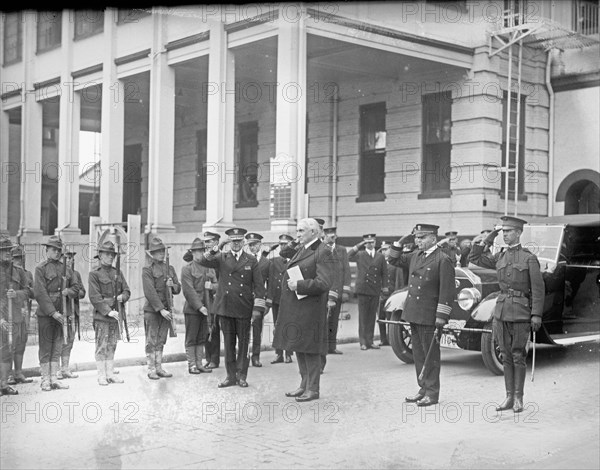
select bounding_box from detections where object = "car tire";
[481,321,503,375]
[389,310,414,364]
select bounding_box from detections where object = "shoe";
[207,362,219,369]
[7,375,16,385]
[271,355,284,364]
[61,370,79,379]
[513,395,524,413]
[251,358,262,367]
[51,381,69,390]
[98,376,109,386]
[147,371,160,380]
[188,365,201,374]
[41,381,52,392]
[197,365,213,373]
[369,344,380,349]
[284,355,293,363]
[285,387,305,397]
[496,394,514,412]
[360,345,367,351]
[380,341,390,347]
[238,379,249,388]
[416,396,438,407]
[296,391,319,402]
[1,386,18,396]
[218,378,237,388]
[156,368,173,378]
[107,376,124,384]
[405,393,425,403]
[14,374,33,384]
[329,349,343,355]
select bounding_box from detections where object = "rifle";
[115,244,130,342]
[165,248,177,338]
[531,331,536,382]
[61,256,69,345]
[204,280,214,342]
[7,260,13,350]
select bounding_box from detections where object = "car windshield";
[521,224,564,271]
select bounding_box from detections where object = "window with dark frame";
[237,121,259,207]
[74,10,104,40]
[37,11,62,53]
[195,129,207,211]
[358,102,386,201]
[3,12,22,65]
[421,91,452,196]
[117,9,151,24]
[501,91,526,196]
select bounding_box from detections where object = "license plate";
[439,333,458,349]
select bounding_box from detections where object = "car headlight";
[457,287,481,311]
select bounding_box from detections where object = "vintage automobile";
[383,214,600,375]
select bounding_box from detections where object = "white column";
[20,13,43,240]
[146,10,176,233]
[100,8,125,223]
[56,11,81,237]
[202,19,235,233]
[0,108,9,232]
[271,10,307,232]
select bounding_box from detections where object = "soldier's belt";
[502,288,529,298]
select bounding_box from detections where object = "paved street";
[1,337,598,469]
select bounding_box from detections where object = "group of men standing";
[0,213,544,412]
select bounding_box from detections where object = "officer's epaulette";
[521,247,534,255]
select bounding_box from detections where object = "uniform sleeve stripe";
[254,298,266,308]
[436,304,452,315]
[329,290,339,300]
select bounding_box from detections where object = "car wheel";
[389,310,414,364]
[481,321,503,375]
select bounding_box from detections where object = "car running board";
[550,333,600,346]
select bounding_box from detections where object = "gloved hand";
[0,318,9,331]
[52,312,65,324]
[252,310,262,322]
[166,277,174,288]
[160,309,172,321]
[342,292,350,303]
[199,306,208,316]
[327,299,336,309]
[435,317,446,329]
[483,229,500,246]
[531,316,542,332]
[6,288,16,299]
[108,310,119,320]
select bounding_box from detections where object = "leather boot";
[147,353,159,380]
[496,363,514,411]
[60,355,79,379]
[40,363,52,391]
[186,347,200,374]
[106,360,124,383]
[513,365,526,413]
[155,350,173,378]
[97,360,108,386]
[194,346,212,373]
[0,363,18,395]
[13,354,33,383]
[50,362,69,389]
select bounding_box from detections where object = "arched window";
[565,180,600,215]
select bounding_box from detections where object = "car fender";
[384,288,408,312]
[470,291,499,323]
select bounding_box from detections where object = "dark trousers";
[410,323,440,400]
[272,303,292,357]
[327,299,342,352]
[378,298,390,344]
[204,315,221,365]
[220,315,251,381]
[296,352,321,393]
[94,321,119,361]
[358,294,379,347]
[251,312,264,359]
[37,315,63,364]
[144,311,170,354]
[184,314,208,348]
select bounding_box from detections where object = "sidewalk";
[21,301,369,376]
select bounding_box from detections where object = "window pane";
[196,130,207,210]
[3,12,22,63]
[359,103,386,197]
[238,121,259,204]
[37,11,62,52]
[75,10,104,39]
[422,92,452,194]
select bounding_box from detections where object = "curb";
[21,335,364,377]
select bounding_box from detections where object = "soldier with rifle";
[181,237,217,374]
[7,245,34,387]
[1,237,32,395]
[57,248,85,380]
[142,237,181,380]
[33,236,79,391]
[88,241,131,386]
[202,231,221,369]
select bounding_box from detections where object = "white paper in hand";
[287,265,307,300]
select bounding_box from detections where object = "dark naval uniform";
[34,236,80,391]
[142,243,181,378]
[88,255,131,384]
[1,240,33,395]
[266,254,292,361]
[199,229,266,386]
[469,216,544,413]
[388,226,455,405]
[327,243,351,353]
[348,239,389,349]
[250,251,271,365]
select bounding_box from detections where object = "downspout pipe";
[331,88,339,226]
[546,49,555,217]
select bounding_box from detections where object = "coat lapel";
[288,239,321,267]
